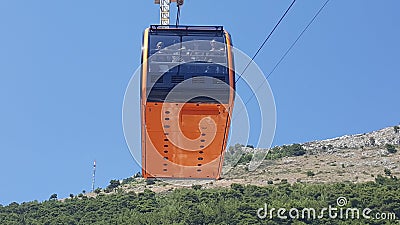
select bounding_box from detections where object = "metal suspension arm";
[154,0,184,25]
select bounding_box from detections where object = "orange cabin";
[141,25,235,179]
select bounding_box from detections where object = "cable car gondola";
[140,24,235,179]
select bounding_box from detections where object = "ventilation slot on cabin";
[192,76,205,83]
[171,76,184,83]
[151,75,163,83]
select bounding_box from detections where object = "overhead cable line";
[243,0,331,107]
[266,0,331,80]
[235,0,297,84]
[233,0,331,121]
[176,1,182,26]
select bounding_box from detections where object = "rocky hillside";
[93,125,400,195]
[223,125,400,184]
[303,126,400,152]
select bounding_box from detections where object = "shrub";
[49,194,57,200]
[385,144,397,154]
[122,177,135,185]
[384,168,392,176]
[192,184,202,190]
[268,144,306,160]
[394,126,399,134]
[230,183,244,193]
[369,137,375,146]
[238,153,253,164]
[306,171,315,177]
[289,144,306,156]
[145,179,156,185]
[107,180,120,190]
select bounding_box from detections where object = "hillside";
[222,125,400,185]
[1,125,399,224]
[103,125,400,194]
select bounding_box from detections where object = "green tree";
[1,176,400,224]
[94,188,102,194]
[107,179,120,190]
[394,125,399,134]
[49,194,57,200]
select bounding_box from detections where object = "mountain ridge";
[92,124,399,196]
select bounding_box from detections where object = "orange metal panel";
[143,102,230,178]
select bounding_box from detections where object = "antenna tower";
[92,160,96,192]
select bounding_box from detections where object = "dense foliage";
[224,143,307,166]
[1,176,399,224]
[268,144,306,159]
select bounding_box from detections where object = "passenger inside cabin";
[210,39,225,51]
[156,41,164,51]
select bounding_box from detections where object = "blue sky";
[1,0,399,205]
